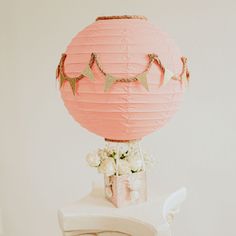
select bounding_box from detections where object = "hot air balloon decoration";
[56,15,190,207]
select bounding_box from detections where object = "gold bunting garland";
[56,53,190,94]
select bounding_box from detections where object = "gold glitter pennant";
[162,68,174,86]
[104,74,117,92]
[136,72,149,91]
[60,73,66,88]
[68,78,77,95]
[181,69,190,83]
[82,65,94,81]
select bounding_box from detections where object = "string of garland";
[56,53,190,95]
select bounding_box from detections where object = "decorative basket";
[104,171,147,208]
[86,139,153,208]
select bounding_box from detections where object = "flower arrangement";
[86,141,155,207]
[86,143,154,176]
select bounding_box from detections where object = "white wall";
[1,0,235,235]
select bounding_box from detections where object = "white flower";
[127,150,139,160]
[98,158,116,176]
[126,151,143,172]
[129,159,143,172]
[143,152,155,167]
[107,148,116,157]
[97,148,108,161]
[86,152,100,167]
[127,149,137,158]
[118,159,131,175]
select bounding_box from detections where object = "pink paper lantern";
[57,15,189,141]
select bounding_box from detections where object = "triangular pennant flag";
[180,57,190,84]
[69,78,76,95]
[181,69,190,82]
[60,73,66,88]
[136,72,149,91]
[181,73,187,82]
[162,68,174,86]
[82,65,94,81]
[180,71,190,88]
[104,74,117,92]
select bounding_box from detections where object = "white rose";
[129,159,143,172]
[143,152,155,167]
[98,158,116,176]
[107,148,116,157]
[117,159,131,175]
[127,151,139,161]
[97,148,108,161]
[86,152,100,167]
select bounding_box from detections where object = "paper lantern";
[56,15,189,141]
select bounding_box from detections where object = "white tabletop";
[58,184,187,236]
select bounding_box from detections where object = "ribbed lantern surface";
[60,16,184,140]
